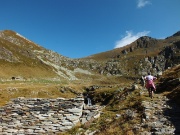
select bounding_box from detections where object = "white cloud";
[114,31,150,48]
[137,0,151,8]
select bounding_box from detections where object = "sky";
[0,0,180,58]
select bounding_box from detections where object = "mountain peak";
[138,36,154,41]
[135,36,157,48]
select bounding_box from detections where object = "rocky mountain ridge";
[85,32,180,77]
[0,30,180,80]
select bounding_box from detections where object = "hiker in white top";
[145,72,157,98]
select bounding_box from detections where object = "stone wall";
[0,96,101,134]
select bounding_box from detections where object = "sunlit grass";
[0,79,80,106]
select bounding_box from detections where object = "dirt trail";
[139,90,180,135]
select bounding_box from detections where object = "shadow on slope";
[156,64,180,134]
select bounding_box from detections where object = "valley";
[0,30,179,134]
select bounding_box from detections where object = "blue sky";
[0,0,180,58]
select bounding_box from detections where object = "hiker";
[144,72,157,98]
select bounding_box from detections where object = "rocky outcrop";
[136,36,158,48]
[137,43,180,76]
[0,96,102,134]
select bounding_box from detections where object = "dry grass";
[93,89,143,135]
[0,79,80,106]
[65,87,143,135]
[0,73,132,107]
[0,60,57,79]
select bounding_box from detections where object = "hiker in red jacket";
[145,72,157,98]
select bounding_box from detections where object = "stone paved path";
[139,90,180,135]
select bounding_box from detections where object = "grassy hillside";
[0,30,59,79]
